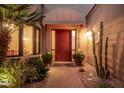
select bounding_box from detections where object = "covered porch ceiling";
[35,4,94,24]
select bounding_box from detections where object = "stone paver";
[24,62,124,88]
[25,62,84,88]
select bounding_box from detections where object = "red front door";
[55,29,71,61]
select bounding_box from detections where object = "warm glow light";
[5,24,8,27]
[23,38,28,41]
[86,31,92,40]
[10,24,14,30]
[3,22,15,30]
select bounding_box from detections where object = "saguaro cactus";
[92,21,109,79]
[104,36,110,78]
[92,31,99,76]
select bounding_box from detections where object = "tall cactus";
[92,31,99,76]
[104,36,110,78]
[105,36,108,70]
[92,21,109,79]
[99,22,105,78]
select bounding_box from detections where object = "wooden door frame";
[51,29,77,62]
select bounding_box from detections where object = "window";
[71,30,76,60]
[72,30,76,50]
[36,29,39,54]
[7,30,19,56]
[23,26,33,55]
[51,30,55,61]
[7,26,40,56]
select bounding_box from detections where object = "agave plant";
[0,59,39,88]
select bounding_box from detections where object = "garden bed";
[79,63,124,88]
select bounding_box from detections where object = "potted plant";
[73,51,85,66]
[42,52,53,66]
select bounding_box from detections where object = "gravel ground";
[79,63,124,88]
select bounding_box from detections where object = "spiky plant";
[0,59,39,88]
[92,31,99,76]
[99,21,105,78]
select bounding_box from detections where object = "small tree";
[0,4,45,64]
[0,26,11,63]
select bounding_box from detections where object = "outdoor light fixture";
[23,38,28,41]
[86,31,92,40]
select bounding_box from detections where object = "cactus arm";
[104,36,110,78]
[105,36,108,70]
[99,22,103,67]
[92,31,99,76]
[99,22,106,78]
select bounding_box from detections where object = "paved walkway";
[24,62,124,88]
[25,62,85,88]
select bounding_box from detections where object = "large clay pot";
[75,61,83,66]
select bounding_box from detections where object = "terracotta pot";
[75,61,82,66]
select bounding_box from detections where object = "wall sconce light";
[23,38,28,41]
[86,31,92,40]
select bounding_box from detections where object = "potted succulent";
[73,51,85,66]
[42,52,53,66]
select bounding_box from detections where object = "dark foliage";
[27,57,48,81]
[42,52,53,66]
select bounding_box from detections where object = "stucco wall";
[86,4,124,81]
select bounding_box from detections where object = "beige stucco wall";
[79,27,93,65]
[86,4,124,81]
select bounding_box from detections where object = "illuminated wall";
[79,28,93,66]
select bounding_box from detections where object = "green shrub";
[42,52,53,65]
[0,59,38,88]
[95,81,111,88]
[73,51,85,66]
[27,57,48,81]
